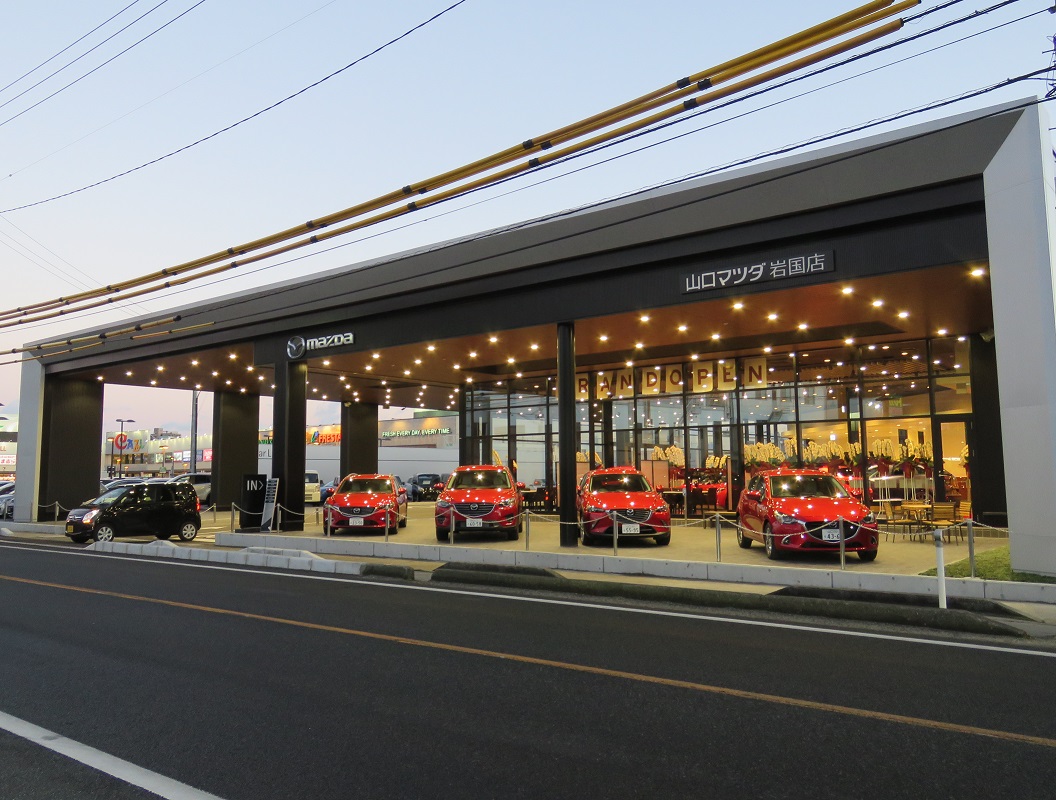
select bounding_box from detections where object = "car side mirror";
[850,488,863,499]
[398,487,406,495]
[743,490,761,501]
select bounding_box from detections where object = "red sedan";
[577,466,671,546]
[323,474,407,535]
[736,468,878,561]
[434,465,522,541]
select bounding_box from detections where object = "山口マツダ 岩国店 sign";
[681,250,834,294]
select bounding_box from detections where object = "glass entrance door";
[938,417,972,509]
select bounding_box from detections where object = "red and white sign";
[114,433,129,450]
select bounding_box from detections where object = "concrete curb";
[215,532,1056,605]
[427,568,1027,638]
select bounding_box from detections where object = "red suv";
[736,468,878,561]
[434,465,522,541]
[324,474,407,536]
[577,466,671,546]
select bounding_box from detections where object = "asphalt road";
[1,540,1054,799]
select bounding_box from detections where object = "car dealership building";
[13,98,1056,576]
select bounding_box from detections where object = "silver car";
[169,473,213,505]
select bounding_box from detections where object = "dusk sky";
[0,0,1051,436]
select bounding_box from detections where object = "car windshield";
[768,475,848,499]
[589,474,651,493]
[449,471,510,489]
[338,478,392,493]
[90,487,135,506]
[417,474,441,484]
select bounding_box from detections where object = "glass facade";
[462,336,974,511]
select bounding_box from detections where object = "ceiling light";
[626,361,634,367]
[403,370,411,376]
[898,311,909,319]
[635,342,644,349]
[640,315,650,322]
[677,325,688,332]
[322,360,330,366]
[797,323,808,331]
[228,353,237,360]
[733,302,744,310]
[937,328,948,336]
[507,357,515,364]
[844,338,854,345]
[453,363,461,369]
[489,336,498,343]
[970,267,986,277]
[372,353,380,359]
[763,346,772,353]
[530,343,539,351]
[871,300,884,308]
[365,365,373,371]
[427,345,436,351]
[469,351,477,358]
[767,313,778,321]
[191,359,199,366]
[211,371,219,377]
[841,286,854,295]
[599,334,609,342]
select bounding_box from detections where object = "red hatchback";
[577,466,671,546]
[736,468,878,561]
[434,465,521,541]
[324,474,407,536]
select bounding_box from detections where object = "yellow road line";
[5,573,1055,749]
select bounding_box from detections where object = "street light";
[116,418,135,478]
[107,436,115,479]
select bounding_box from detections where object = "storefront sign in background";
[577,358,767,399]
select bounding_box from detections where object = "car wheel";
[736,527,752,549]
[398,514,407,528]
[68,533,90,544]
[763,524,782,560]
[156,533,172,540]
[93,525,116,543]
[654,532,671,546]
[387,523,397,536]
[436,527,451,542]
[858,549,878,562]
[177,522,198,542]
[506,528,520,541]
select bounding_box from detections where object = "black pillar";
[273,360,307,531]
[557,321,578,546]
[212,391,259,509]
[969,335,1005,518]
[39,377,103,518]
[340,401,379,477]
[458,387,471,465]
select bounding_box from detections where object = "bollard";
[714,515,722,562]
[933,528,948,609]
[611,510,618,557]
[230,508,235,532]
[838,517,846,570]
[966,518,976,578]
[524,510,530,551]
[448,512,455,545]
[384,509,390,542]
[54,502,59,522]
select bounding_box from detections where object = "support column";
[458,388,471,465]
[212,391,259,510]
[984,104,1056,575]
[37,376,103,520]
[340,401,379,477]
[557,321,578,546]
[13,358,45,522]
[273,360,307,531]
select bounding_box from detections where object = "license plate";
[466,518,483,528]
[621,523,641,535]
[66,524,74,533]
[822,528,841,542]
[348,517,364,526]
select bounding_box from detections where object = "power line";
[0,0,147,97]
[0,0,178,116]
[0,0,470,215]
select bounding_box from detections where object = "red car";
[434,465,522,541]
[323,474,407,536]
[577,466,671,546]
[736,468,878,561]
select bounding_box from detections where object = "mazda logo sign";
[287,336,306,359]
[471,504,477,510]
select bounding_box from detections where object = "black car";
[410,473,443,502]
[65,483,202,543]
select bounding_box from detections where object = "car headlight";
[499,498,515,508]
[775,513,800,525]
[585,505,604,514]
[436,500,451,509]
[83,509,99,525]
[862,512,876,524]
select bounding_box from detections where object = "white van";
[304,470,321,504]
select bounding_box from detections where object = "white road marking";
[0,709,226,799]
[2,539,1054,659]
